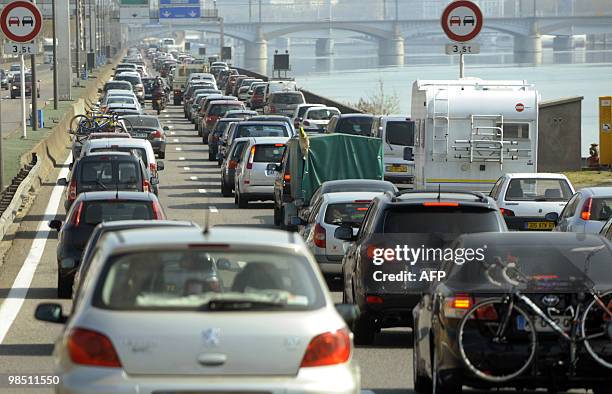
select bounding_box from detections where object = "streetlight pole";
[30,0,38,131]
[52,0,58,109]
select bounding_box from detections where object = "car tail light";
[443,295,473,319]
[143,179,151,192]
[423,202,459,207]
[174,89,181,95]
[149,163,157,173]
[366,295,384,304]
[303,120,310,126]
[300,328,351,368]
[246,146,256,170]
[68,177,77,202]
[228,160,238,169]
[500,208,515,217]
[67,328,122,368]
[314,223,326,248]
[71,201,84,226]
[581,198,593,221]
[152,201,163,219]
[150,130,162,138]
[474,304,499,321]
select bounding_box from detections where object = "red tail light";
[149,163,157,173]
[246,146,256,170]
[366,295,384,304]
[71,201,84,226]
[581,198,593,221]
[143,179,151,192]
[500,208,515,217]
[303,120,311,126]
[174,89,181,95]
[474,304,499,321]
[152,201,163,219]
[314,223,326,248]
[228,160,238,169]
[68,177,77,201]
[150,130,162,138]
[67,328,122,368]
[423,202,459,207]
[283,173,291,182]
[300,328,351,368]
[270,105,276,113]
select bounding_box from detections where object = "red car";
[450,16,461,26]
[8,16,20,26]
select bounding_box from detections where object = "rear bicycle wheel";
[70,114,90,134]
[582,290,612,369]
[458,298,536,383]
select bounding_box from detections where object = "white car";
[299,106,340,133]
[234,137,289,208]
[79,138,163,194]
[35,226,360,394]
[298,191,384,275]
[291,103,325,129]
[490,173,575,231]
[100,90,138,111]
[372,115,415,185]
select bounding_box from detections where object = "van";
[371,115,416,185]
[264,91,305,116]
[264,80,297,103]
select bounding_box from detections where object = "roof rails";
[393,189,489,203]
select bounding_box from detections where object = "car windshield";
[107,97,135,105]
[307,108,340,120]
[272,93,304,105]
[90,147,148,165]
[80,201,153,226]
[106,82,132,91]
[236,125,288,138]
[324,202,370,226]
[386,121,415,146]
[115,75,141,86]
[446,237,612,293]
[95,251,324,311]
[336,117,373,135]
[209,104,243,116]
[504,178,573,202]
[10,65,20,72]
[324,182,395,194]
[253,144,286,162]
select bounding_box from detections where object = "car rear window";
[95,250,324,311]
[122,116,159,129]
[386,121,415,146]
[272,93,304,105]
[324,202,370,226]
[589,198,612,221]
[324,183,396,194]
[107,97,135,105]
[80,160,142,187]
[115,75,141,87]
[252,144,285,163]
[336,117,373,136]
[209,104,243,116]
[213,121,232,135]
[91,147,148,165]
[505,178,573,202]
[236,125,288,138]
[105,82,132,91]
[383,206,502,234]
[81,201,153,225]
[307,108,340,120]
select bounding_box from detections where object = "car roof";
[386,190,496,207]
[210,100,243,105]
[95,219,197,231]
[320,179,396,192]
[323,191,386,204]
[82,151,133,158]
[85,138,151,148]
[505,173,570,179]
[338,113,374,118]
[250,115,291,121]
[249,136,290,145]
[235,121,288,127]
[106,89,135,95]
[106,80,132,86]
[578,187,612,196]
[77,191,157,202]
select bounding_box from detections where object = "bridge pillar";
[174,31,186,48]
[553,35,574,51]
[378,35,404,66]
[513,34,542,65]
[315,38,334,57]
[245,39,268,75]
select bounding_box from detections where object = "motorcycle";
[152,94,166,115]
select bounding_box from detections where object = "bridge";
[128,15,612,73]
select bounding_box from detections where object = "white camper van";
[410,78,539,192]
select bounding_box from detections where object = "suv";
[338,190,507,344]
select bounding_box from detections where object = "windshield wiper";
[201,299,286,311]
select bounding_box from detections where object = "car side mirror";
[544,212,559,224]
[48,219,62,231]
[335,303,360,326]
[216,258,233,271]
[156,160,164,171]
[58,177,68,186]
[35,303,67,324]
[163,126,169,131]
[289,216,305,226]
[334,226,356,242]
[403,147,414,161]
[68,162,73,170]
[266,163,278,172]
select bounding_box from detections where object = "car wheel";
[352,312,376,345]
[413,333,433,393]
[237,189,249,208]
[221,178,232,197]
[57,275,73,299]
[173,99,180,105]
[208,149,215,161]
[197,128,202,137]
[432,346,461,394]
[194,122,198,131]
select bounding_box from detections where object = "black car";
[63,152,150,211]
[326,114,375,136]
[121,115,168,158]
[142,77,155,100]
[49,191,165,298]
[338,190,508,344]
[413,232,612,394]
[208,118,236,159]
[220,138,249,197]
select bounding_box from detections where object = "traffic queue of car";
[31,46,612,394]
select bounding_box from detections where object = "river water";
[267,41,612,156]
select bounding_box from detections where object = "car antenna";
[437,184,441,201]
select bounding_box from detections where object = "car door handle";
[197,353,227,366]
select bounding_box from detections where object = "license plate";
[134,133,148,138]
[526,221,554,230]
[387,164,408,173]
[517,315,571,332]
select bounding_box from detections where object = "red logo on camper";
[515,103,525,112]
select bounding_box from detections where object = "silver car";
[550,187,612,233]
[35,226,360,394]
[265,91,306,116]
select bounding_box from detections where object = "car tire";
[158,151,165,159]
[221,178,232,197]
[237,189,249,208]
[194,122,198,131]
[57,275,73,299]
[432,347,462,394]
[352,312,376,345]
[208,149,215,161]
[413,333,433,393]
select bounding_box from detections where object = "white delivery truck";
[410,78,540,192]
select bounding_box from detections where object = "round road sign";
[0,1,43,43]
[441,0,483,43]
[515,103,525,112]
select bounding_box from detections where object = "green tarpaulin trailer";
[281,132,383,227]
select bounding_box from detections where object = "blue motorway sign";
[159,0,199,5]
[159,6,200,18]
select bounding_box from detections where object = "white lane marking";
[175,147,182,151]
[0,155,72,344]
[168,125,174,129]
[190,176,198,180]
[209,206,218,213]
[170,131,176,136]
[183,166,190,171]
[173,138,179,143]
[164,114,170,117]
[178,157,185,161]
[198,189,207,194]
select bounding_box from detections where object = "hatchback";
[265,91,306,116]
[120,115,169,158]
[550,187,612,233]
[36,226,360,394]
[220,137,250,197]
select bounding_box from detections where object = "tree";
[350,79,400,115]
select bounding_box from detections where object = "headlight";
[11,86,17,89]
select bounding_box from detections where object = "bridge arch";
[263,23,393,41]
[129,25,255,44]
